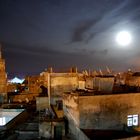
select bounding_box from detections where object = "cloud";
[70,4,119,43]
[79,48,109,56]
[3,42,66,57]
[71,18,101,43]
[72,0,140,44]
[100,49,108,55]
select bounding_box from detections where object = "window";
[127,114,138,127]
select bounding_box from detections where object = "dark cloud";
[2,42,68,57]
[71,18,101,43]
[74,0,140,43]
[100,49,108,55]
[69,0,129,44]
[81,48,109,56]
[109,0,140,25]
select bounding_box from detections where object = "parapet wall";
[10,93,39,103]
[50,74,78,96]
[63,93,140,130]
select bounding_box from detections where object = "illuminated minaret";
[0,43,7,94]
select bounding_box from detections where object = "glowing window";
[127,114,138,127]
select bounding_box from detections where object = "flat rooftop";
[0,109,24,126]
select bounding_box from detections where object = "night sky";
[1,0,140,78]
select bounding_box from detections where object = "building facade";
[0,46,7,94]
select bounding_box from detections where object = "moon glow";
[116,31,132,46]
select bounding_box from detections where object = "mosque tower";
[0,43,7,94]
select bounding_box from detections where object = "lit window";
[127,115,133,126]
[127,114,138,127]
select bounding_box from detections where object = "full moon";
[116,31,132,46]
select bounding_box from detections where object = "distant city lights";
[8,77,24,84]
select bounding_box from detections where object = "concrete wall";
[50,73,78,96]
[36,97,49,111]
[25,75,42,94]
[85,77,94,89]
[0,93,7,103]
[39,122,52,138]
[49,73,78,105]
[39,121,65,139]
[7,84,17,92]
[93,77,114,93]
[66,113,89,140]
[10,93,39,103]
[78,81,85,90]
[0,59,7,93]
[63,93,80,127]
[85,77,114,93]
[63,93,140,130]
[126,76,140,87]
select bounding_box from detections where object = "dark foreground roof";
[82,129,140,140]
[132,72,140,76]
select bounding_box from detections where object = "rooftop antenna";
[99,69,103,76]
[106,66,111,74]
